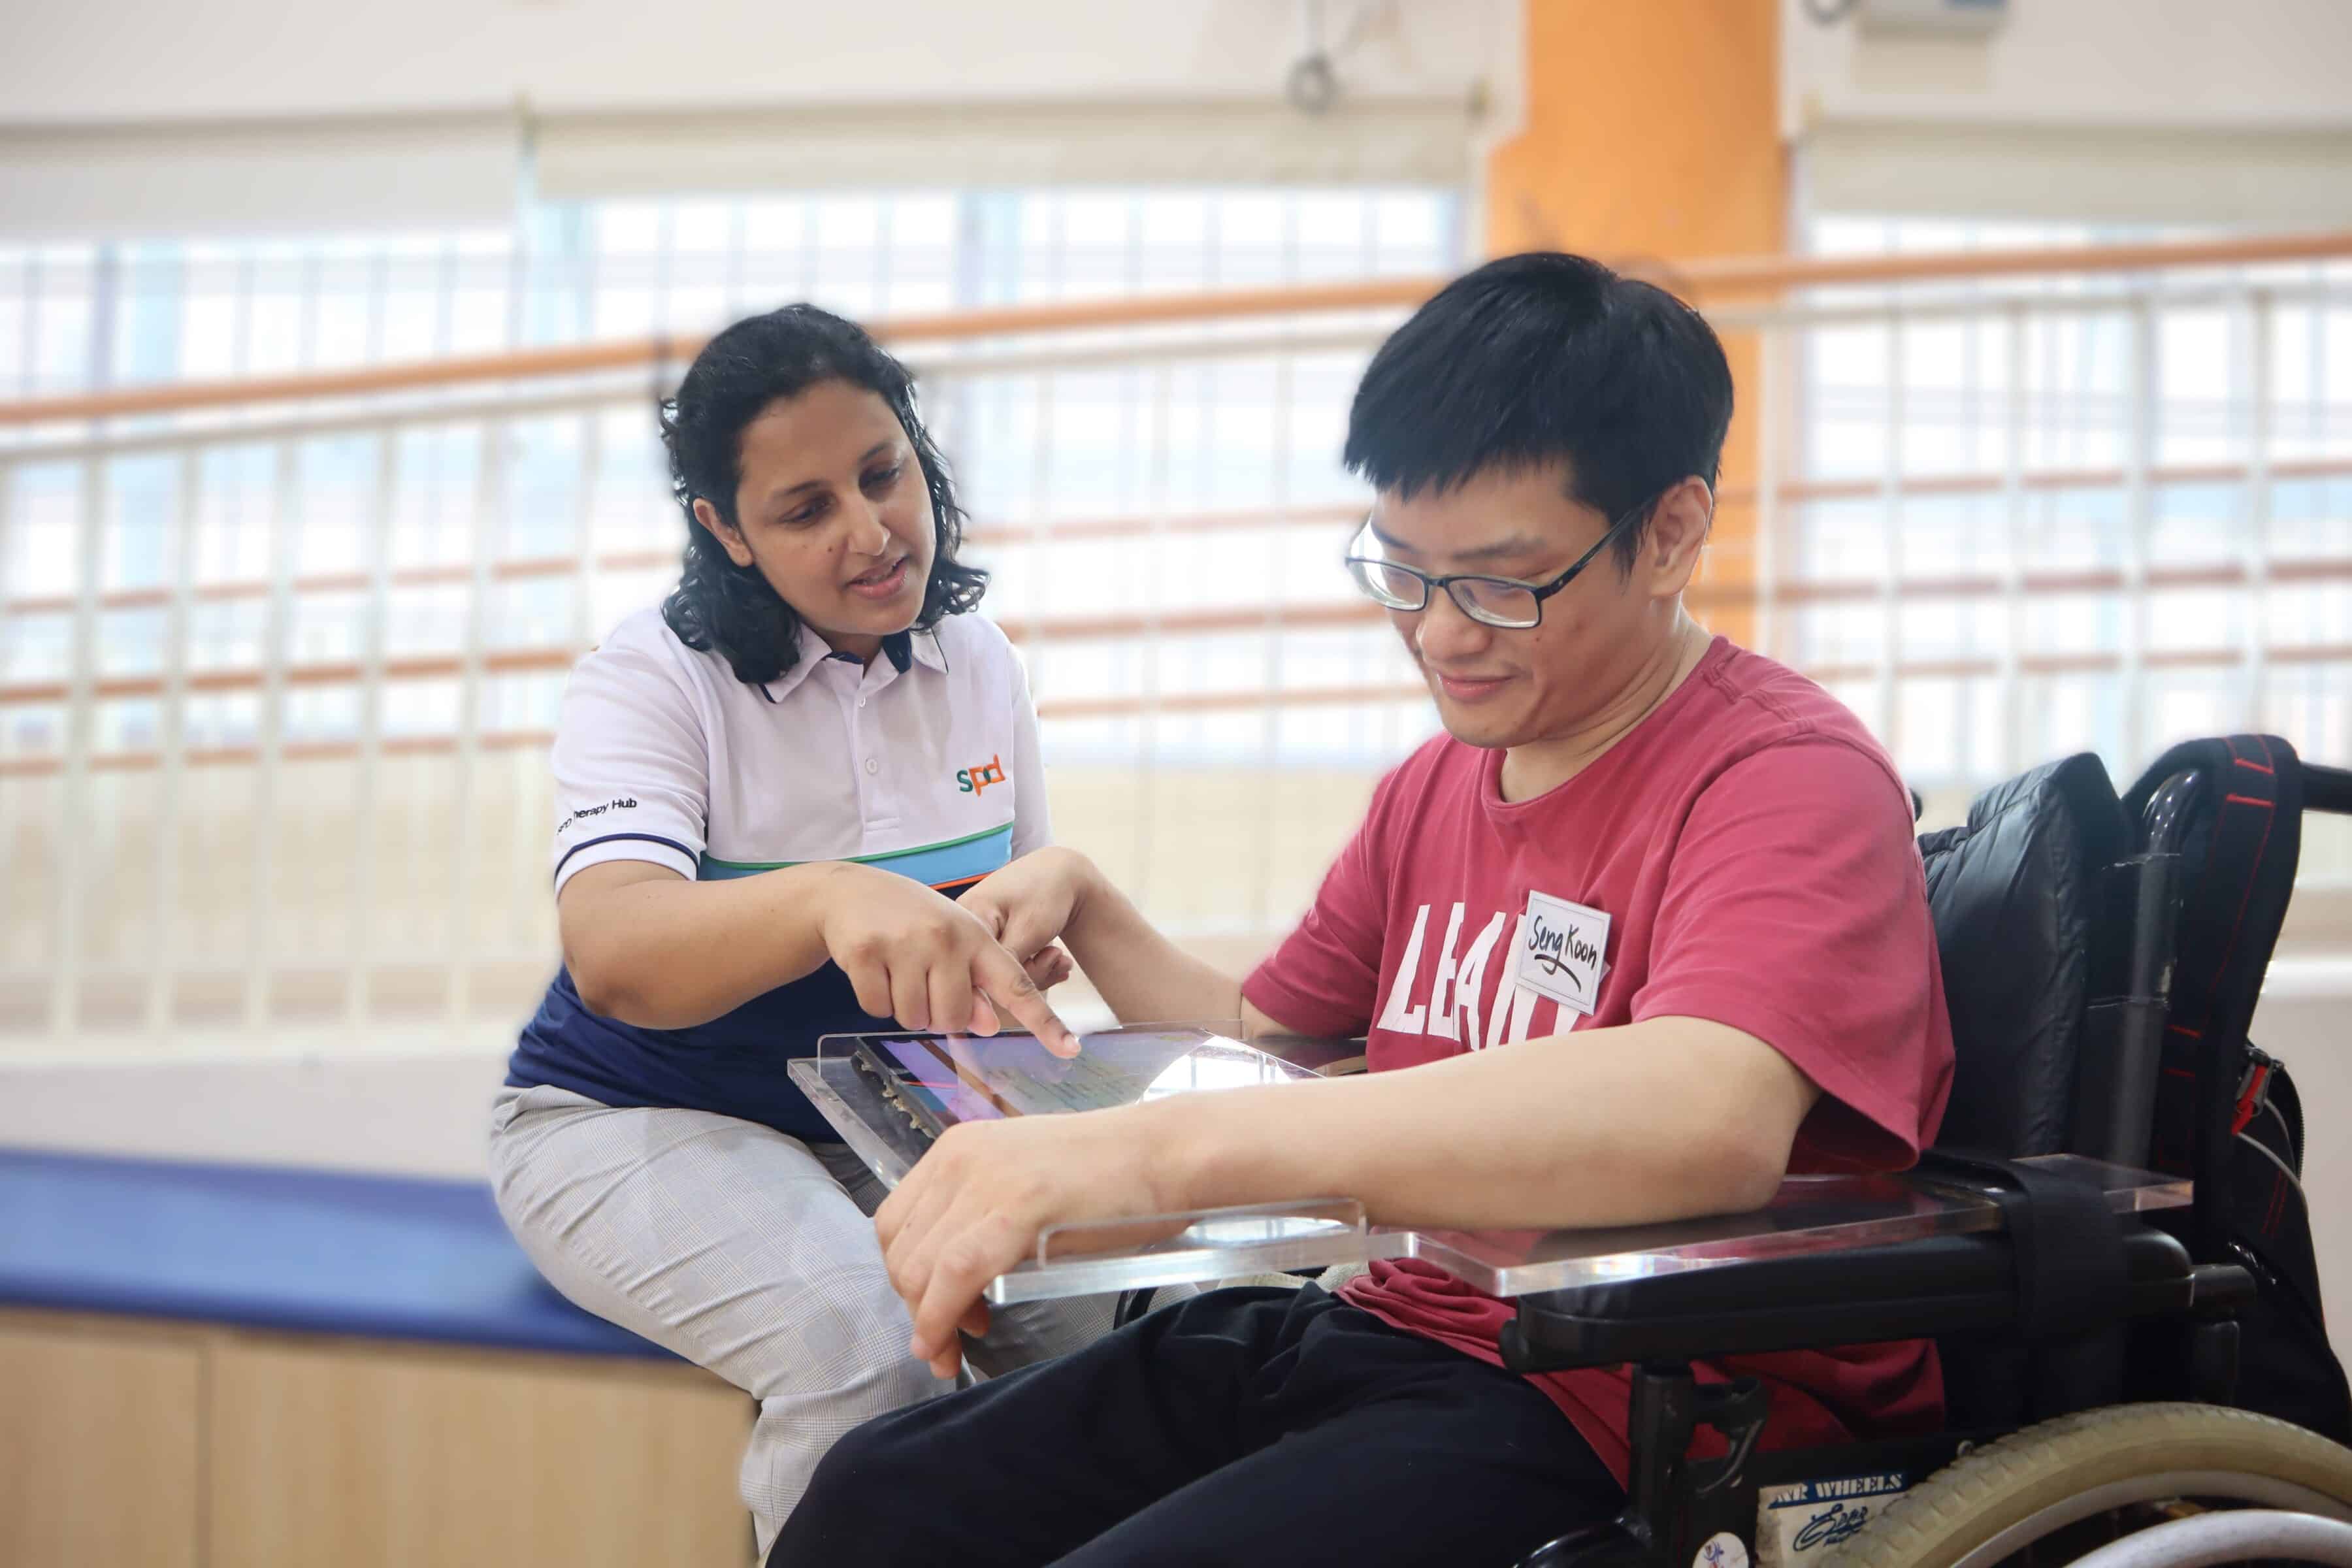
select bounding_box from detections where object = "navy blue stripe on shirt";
[553,831,701,885]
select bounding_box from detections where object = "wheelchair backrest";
[1917,753,2131,1158]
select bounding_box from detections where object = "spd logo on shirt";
[956,755,1007,796]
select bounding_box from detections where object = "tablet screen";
[857,1028,1311,1135]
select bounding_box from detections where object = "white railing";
[3,233,2348,1058]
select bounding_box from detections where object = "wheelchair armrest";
[1499,1222,2193,1373]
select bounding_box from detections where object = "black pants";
[770,1284,1621,1568]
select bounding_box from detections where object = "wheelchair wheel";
[1818,1403,2352,1568]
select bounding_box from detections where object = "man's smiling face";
[1367,463,1663,753]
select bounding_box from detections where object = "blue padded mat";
[0,1147,674,1360]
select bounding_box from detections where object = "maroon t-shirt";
[1243,636,1955,1484]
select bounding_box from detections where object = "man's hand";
[874,1107,1173,1379]
[817,863,1077,1054]
[964,845,1267,1034]
[1021,943,1075,992]
[960,847,1101,967]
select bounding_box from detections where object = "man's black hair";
[659,304,985,685]
[1343,252,1733,568]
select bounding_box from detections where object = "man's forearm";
[1062,869,1249,1029]
[1135,1015,1816,1231]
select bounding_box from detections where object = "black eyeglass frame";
[1342,489,1666,630]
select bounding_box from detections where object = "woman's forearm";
[563,862,847,1029]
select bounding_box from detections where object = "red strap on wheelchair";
[2230,1054,2274,1137]
[2127,736,2304,1177]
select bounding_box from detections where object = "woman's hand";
[817,863,1077,1054]
[960,847,1103,966]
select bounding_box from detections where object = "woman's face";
[691,379,938,660]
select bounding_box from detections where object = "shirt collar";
[751,623,834,704]
[909,626,950,673]
[755,623,948,703]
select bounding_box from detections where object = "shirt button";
[864,758,879,776]
[857,696,867,709]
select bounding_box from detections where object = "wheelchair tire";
[1817,1403,2352,1568]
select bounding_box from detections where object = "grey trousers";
[487,1084,1118,1556]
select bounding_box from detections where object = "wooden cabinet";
[0,1317,203,1568]
[207,1334,752,1567]
[0,1309,753,1568]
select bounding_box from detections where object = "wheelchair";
[1490,740,2352,1568]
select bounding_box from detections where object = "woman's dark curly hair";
[658,304,987,685]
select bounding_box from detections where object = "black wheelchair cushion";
[1919,755,2130,1158]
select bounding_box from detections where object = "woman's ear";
[691,497,757,570]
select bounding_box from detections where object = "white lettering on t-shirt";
[1448,911,1509,1049]
[1377,902,1566,1046]
[1374,903,1433,1034]
[1480,913,1531,1051]
[1423,903,1469,1041]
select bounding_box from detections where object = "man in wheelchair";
[771,255,2352,1568]
[769,252,1958,1565]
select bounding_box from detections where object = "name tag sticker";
[1520,891,1610,1019]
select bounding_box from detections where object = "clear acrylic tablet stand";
[794,1019,1305,1191]
[790,1034,2193,1304]
[988,1198,1377,1304]
[991,1158,2191,1303]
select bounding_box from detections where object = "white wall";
[0,1052,515,1180]
[0,0,1511,235]
[1783,0,2352,133]
[0,0,1500,123]
[1782,0,2352,223]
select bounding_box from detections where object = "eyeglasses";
[1343,496,1656,630]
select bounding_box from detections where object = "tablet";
[841,1028,1319,1144]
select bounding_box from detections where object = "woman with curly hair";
[487,304,1107,1552]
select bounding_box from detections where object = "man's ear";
[1639,476,1714,601]
[691,497,757,570]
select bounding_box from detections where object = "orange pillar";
[1484,0,1786,645]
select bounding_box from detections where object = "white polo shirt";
[550,606,1049,897]
[509,604,1049,1141]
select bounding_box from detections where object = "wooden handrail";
[15,549,2352,709]
[12,640,2350,779]
[12,449,2351,621]
[5,229,2348,429]
[1663,229,2352,297]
